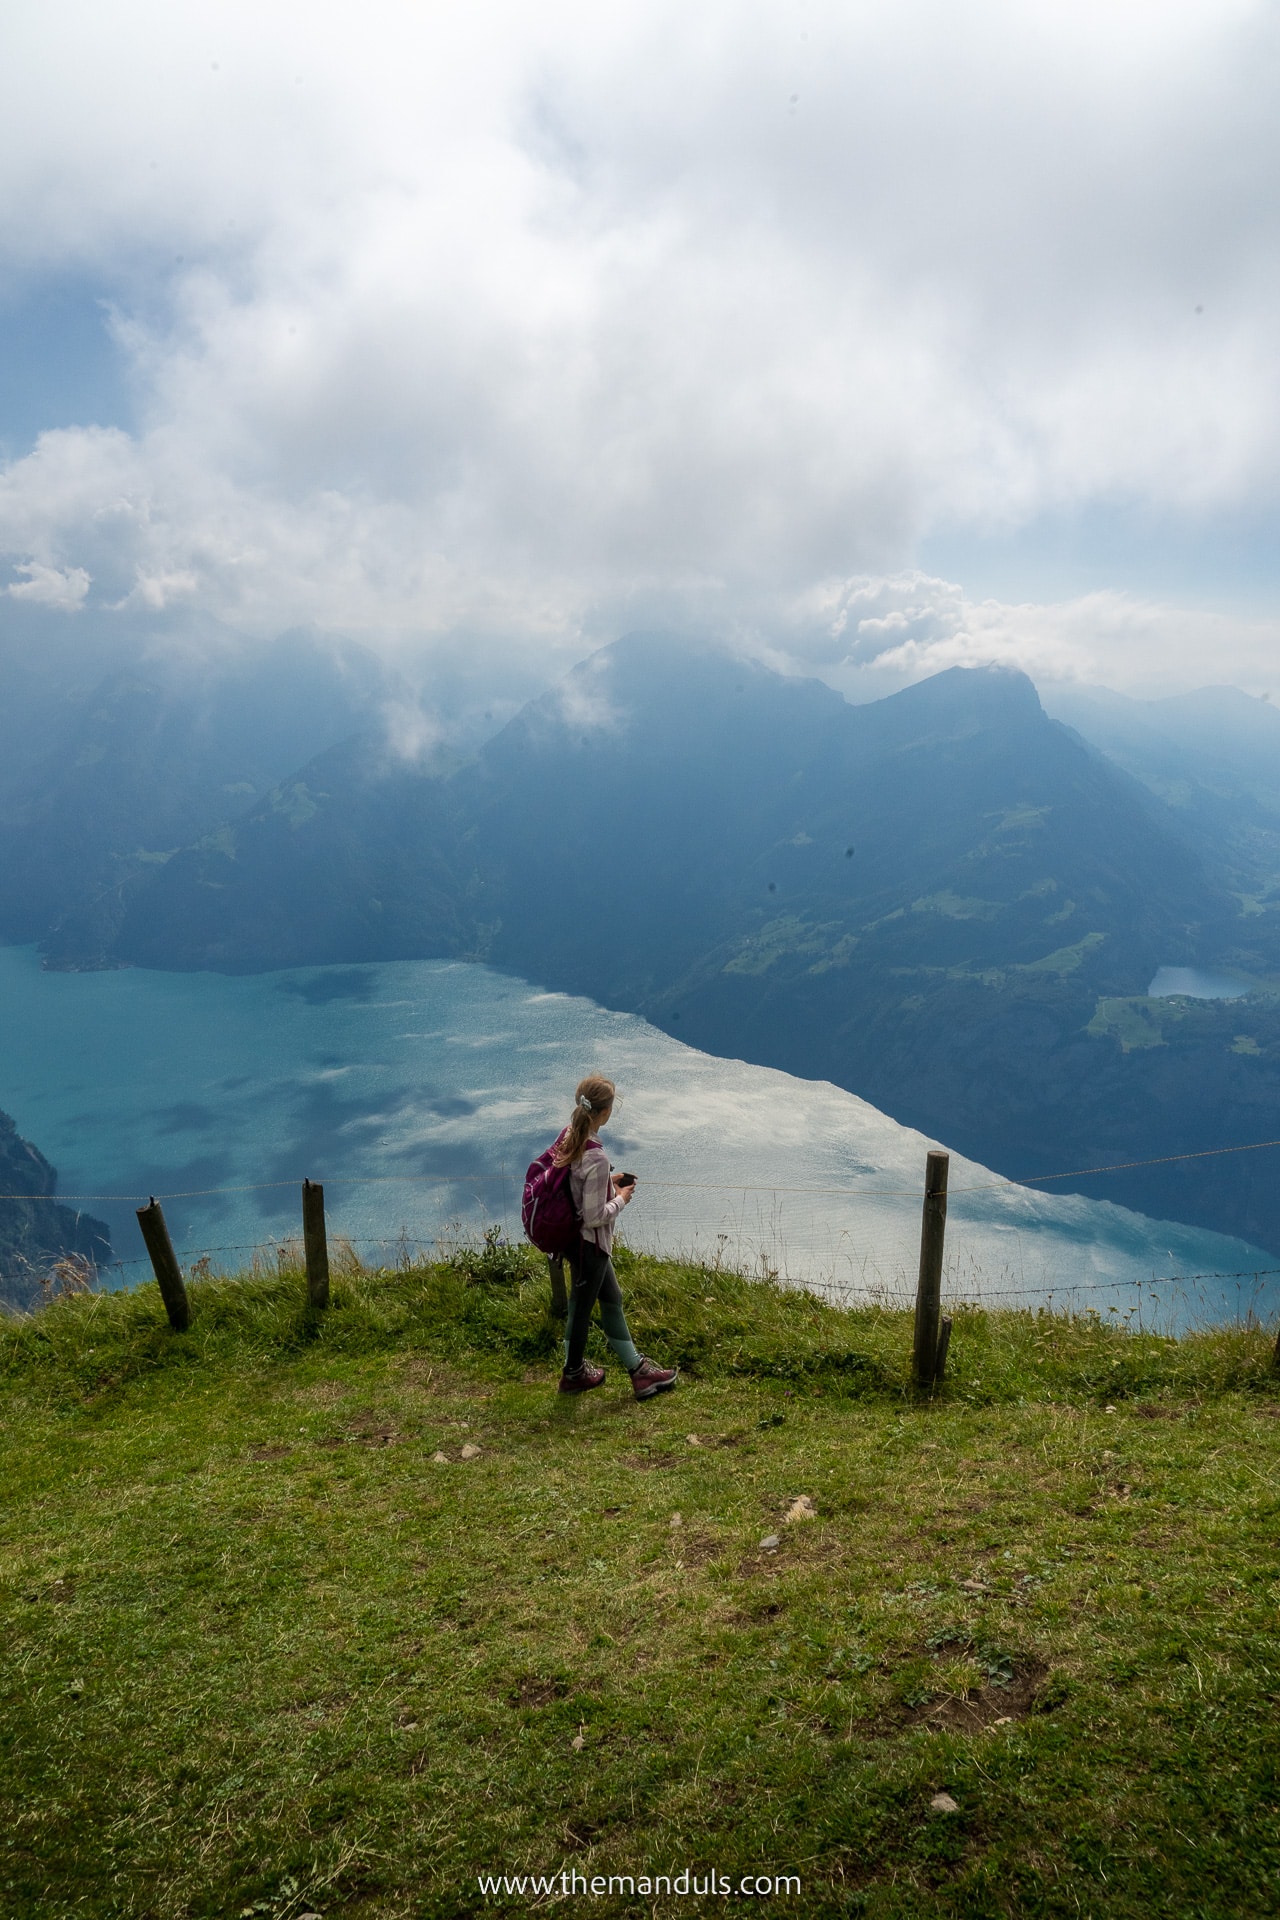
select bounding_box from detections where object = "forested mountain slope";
[110,640,1280,1251]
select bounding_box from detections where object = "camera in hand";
[616,1171,637,1188]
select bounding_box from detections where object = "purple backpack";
[522,1137,582,1255]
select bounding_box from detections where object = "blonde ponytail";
[554,1075,616,1167]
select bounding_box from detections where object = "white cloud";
[759,571,1280,701]
[551,651,625,735]
[378,700,444,766]
[0,0,1276,690]
[4,558,90,610]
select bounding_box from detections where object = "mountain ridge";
[4,634,1278,1252]
[97,639,1280,1251]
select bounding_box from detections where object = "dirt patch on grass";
[347,1420,404,1446]
[724,1598,787,1624]
[735,1550,785,1578]
[669,1532,727,1569]
[910,1656,1049,1732]
[625,1452,681,1470]
[862,1646,1051,1738]
[248,1443,292,1461]
[735,1529,842,1579]
[562,1816,614,1852]
[505,1675,569,1709]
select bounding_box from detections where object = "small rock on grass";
[929,1793,959,1814]
[460,1443,482,1460]
[759,1533,781,1552]
[670,1512,683,1530]
[431,1451,449,1464]
[784,1495,816,1524]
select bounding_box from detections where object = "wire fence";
[6,1133,1280,1334]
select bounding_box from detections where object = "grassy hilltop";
[2,1248,1279,1918]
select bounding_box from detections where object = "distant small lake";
[1149,967,1251,1000]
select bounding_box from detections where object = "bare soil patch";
[669,1532,726,1569]
[735,1550,785,1578]
[347,1420,404,1446]
[505,1675,569,1709]
[910,1656,1049,1733]
[862,1646,1051,1738]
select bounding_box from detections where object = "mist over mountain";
[33,632,1266,1256]
[1042,682,1280,919]
[0,626,383,963]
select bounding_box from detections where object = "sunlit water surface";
[0,945,1272,1327]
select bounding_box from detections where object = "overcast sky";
[1,0,1278,698]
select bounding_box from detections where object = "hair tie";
[577,1094,594,1113]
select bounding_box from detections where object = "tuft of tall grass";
[1,1235,1275,1413]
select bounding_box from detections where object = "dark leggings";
[564,1238,641,1373]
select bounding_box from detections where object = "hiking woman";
[556,1075,678,1400]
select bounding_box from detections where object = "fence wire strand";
[3,1124,1280,1206]
[6,1137,1280,1332]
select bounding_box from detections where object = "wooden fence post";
[548,1254,568,1319]
[302,1179,330,1311]
[912,1150,949,1390]
[135,1198,191,1332]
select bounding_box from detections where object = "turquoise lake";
[0,944,1272,1326]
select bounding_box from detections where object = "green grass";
[2,1247,1279,1918]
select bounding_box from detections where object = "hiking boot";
[558,1361,606,1393]
[630,1356,678,1400]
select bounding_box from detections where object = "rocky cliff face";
[0,1109,112,1310]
